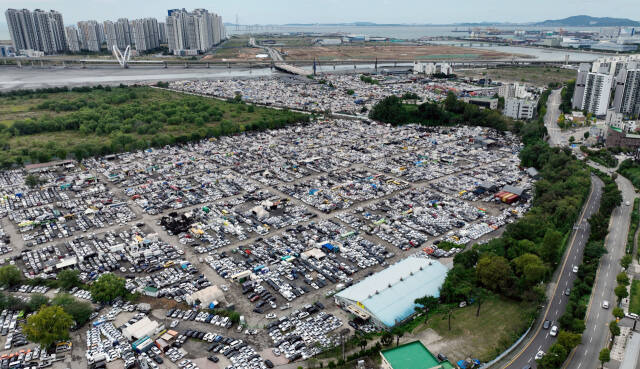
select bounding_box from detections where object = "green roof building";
[380,341,453,369]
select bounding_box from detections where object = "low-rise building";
[380,341,453,369]
[504,98,537,120]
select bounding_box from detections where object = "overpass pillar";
[184,62,188,69]
[228,62,230,69]
[17,60,22,68]
[206,63,210,68]
[81,61,86,69]
[333,63,336,70]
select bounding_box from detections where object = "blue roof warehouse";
[334,256,449,328]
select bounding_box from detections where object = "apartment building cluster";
[412,62,454,76]
[499,82,538,120]
[4,8,224,56]
[165,8,226,56]
[573,55,640,117]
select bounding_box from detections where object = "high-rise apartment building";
[158,22,167,44]
[165,8,225,55]
[65,26,80,52]
[581,70,614,116]
[104,18,132,51]
[77,20,101,52]
[5,8,67,54]
[613,61,640,117]
[572,63,591,111]
[131,18,159,52]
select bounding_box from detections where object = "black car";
[437,354,448,362]
[153,356,163,364]
[264,359,274,368]
[207,356,219,363]
[543,320,551,329]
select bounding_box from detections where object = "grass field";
[0,86,308,167]
[631,280,640,315]
[458,66,577,87]
[412,297,536,362]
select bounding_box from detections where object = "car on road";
[602,300,609,309]
[535,350,545,360]
[572,265,579,273]
[550,326,558,337]
[626,201,631,206]
[543,320,551,329]
[564,288,571,296]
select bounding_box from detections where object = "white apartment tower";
[613,61,640,117]
[131,18,159,52]
[77,20,101,52]
[165,8,225,55]
[65,26,80,52]
[5,8,67,54]
[581,70,614,116]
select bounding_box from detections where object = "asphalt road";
[544,89,563,148]
[501,175,603,369]
[564,165,637,369]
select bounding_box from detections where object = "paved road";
[565,166,637,369]
[501,175,603,369]
[544,89,563,148]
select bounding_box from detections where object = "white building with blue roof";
[334,256,448,329]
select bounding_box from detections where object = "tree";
[584,132,590,140]
[472,288,490,317]
[621,255,633,270]
[609,320,620,338]
[569,136,575,143]
[414,296,439,324]
[557,331,582,351]
[614,285,629,303]
[90,273,127,303]
[27,294,49,313]
[52,293,94,327]
[391,327,404,347]
[57,270,81,291]
[22,306,73,348]
[0,265,21,287]
[25,174,43,189]
[612,307,624,320]
[616,273,630,286]
[541,229,563,264]
[599,348,610,369]
[380,332,393,346]
[476,255,514,293]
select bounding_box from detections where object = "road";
[501,175,603,369]
[565,164,637,369]
[544,89,563,147]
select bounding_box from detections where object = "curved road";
[564,165,637,369]
[501,175,603,369]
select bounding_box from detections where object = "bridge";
[0,57,585,71]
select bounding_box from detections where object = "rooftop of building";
[335,256,448,327]
[381,341,452,369]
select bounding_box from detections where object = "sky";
[1,0,639,25]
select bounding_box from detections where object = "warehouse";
[122,317,159,341]
[334,257,448,328]
[185,285,226,307]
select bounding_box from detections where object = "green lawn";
[412,297,537,362]
[630,279,640,315]
[0,86,308,167]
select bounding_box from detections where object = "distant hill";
[533,15,640,27]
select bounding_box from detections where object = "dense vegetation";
[560,80,575,114]
[580,146,619,168]
[618,158,640,188]
[369,92,512,131]
[0,85,309,167]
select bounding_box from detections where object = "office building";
[77,20,101,52]
[131,18,159,52]
[504,98,537,120]
[5,8,67,54]
[165,8,225,55]
[613,61,640,117]
[65,26,80,52]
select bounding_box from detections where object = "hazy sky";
[2,0,640,25]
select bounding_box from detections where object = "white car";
[535,350,545,360]
[550,326,558,337]
[602,300,610,309]
[266,313,277,319]
[572,265,579,273]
